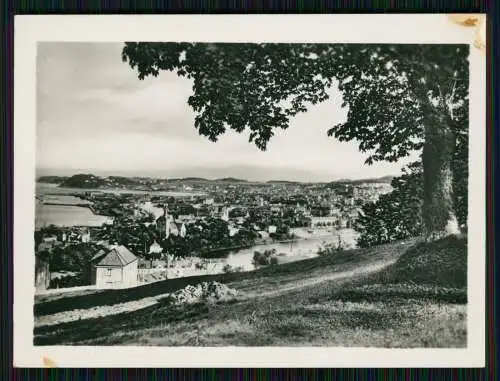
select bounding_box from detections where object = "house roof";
[93,245,138,267]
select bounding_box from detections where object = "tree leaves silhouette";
[122,42,468,240]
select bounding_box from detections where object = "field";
[34,236,467,347]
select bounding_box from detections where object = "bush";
[318,236,345,256]
[252,249,278,266]
[355,153,468,249]
[223,264,244,273]
[195,262,207,270]
[355,162,424,248]
[49,273,84,289]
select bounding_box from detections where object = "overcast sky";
[36,42,417,182]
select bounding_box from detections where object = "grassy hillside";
[34,236,467,347]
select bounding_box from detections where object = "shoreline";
[36,182,208,197]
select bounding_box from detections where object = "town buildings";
[34,177,393,291]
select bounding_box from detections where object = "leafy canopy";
[122,43,469,164]
[355,128,468,248]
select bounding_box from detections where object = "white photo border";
[13,14,486,368]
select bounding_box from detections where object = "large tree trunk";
[422,104,460,241]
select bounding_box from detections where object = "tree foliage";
[122,42,467,162]
[122,43,469,238]
[355,161,424,248]
[356,140,468,248]
[46,243,101,273]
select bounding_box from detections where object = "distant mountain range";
[37,173,394,189]
[40,165,399,183]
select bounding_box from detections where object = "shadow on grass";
[315,287,468,305]
[377,235,467,289]
[261,306,401,332]
[34,298,212,346]
[33,237,467,347]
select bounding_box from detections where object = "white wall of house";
[310,216,338,227]
[95,260,138,288]
[180,224,187,237]
[122,260,138,286]
[95,266,122,288]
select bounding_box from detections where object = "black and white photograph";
[14,15,486,367]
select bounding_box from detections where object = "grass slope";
[34,236,467,347]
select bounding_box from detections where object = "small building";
[80,228,91,243]
[228,225,240,237]
[220,207,230,222]
[178,214,196,224]
[89,245,138,288]
[268,225,277,234]
[42,236,58,243]
[149,240,163,255]
[35,256,50,292]
[157,207,187,239]
[169,220,187,238]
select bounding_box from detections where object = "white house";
[268,225,277,234]
[89,245,138,289]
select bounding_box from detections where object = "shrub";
[223,264,244,273]
[355,155,468,248]
[252,249,278,266]
[195,262,207,270]
[318,236,345,256]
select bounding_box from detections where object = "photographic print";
[14,15,486,367]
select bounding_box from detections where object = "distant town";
[34,173,393,292]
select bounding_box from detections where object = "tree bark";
[422,104,460,241]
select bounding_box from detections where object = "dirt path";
[242,259,395,299]
[34,293,171,328]
[35,259,395,328]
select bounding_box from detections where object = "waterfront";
[36,182,207,197]
[199,229,359,271]
[35,181,359,268]
[35,203,113,228]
